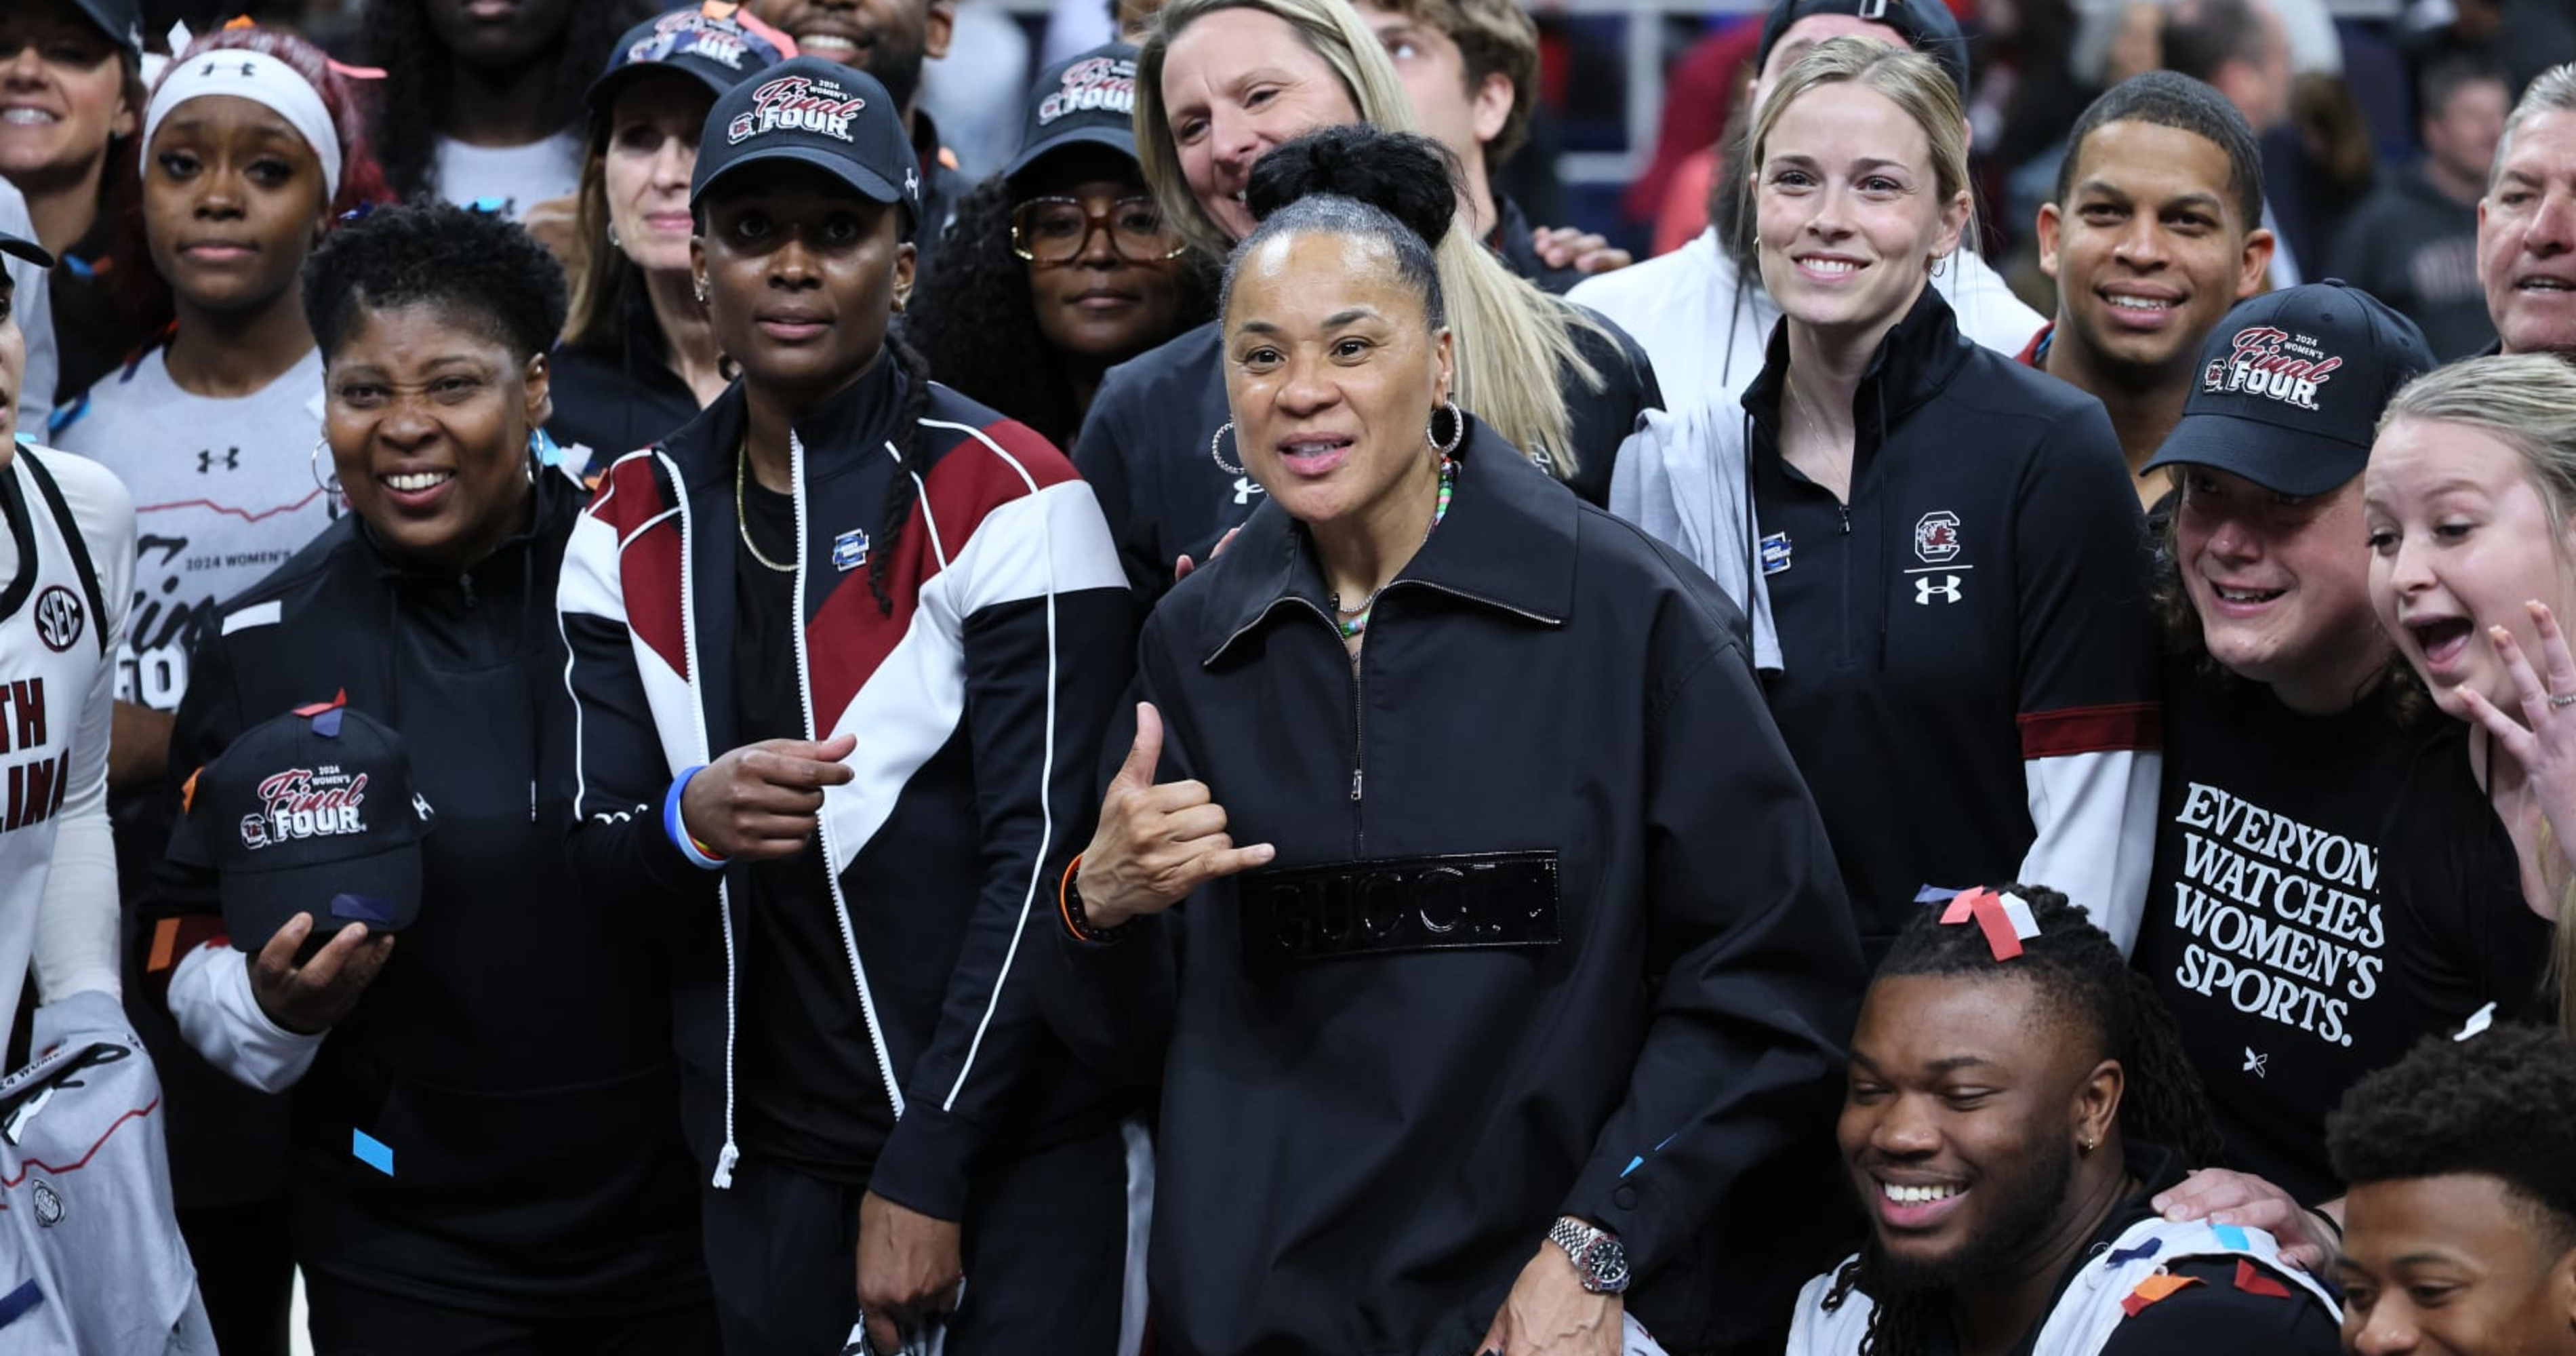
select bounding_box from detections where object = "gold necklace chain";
[737,448,798,574]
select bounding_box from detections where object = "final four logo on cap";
[2201,325,2344,412]
[1039,54,1136,125]
[731,72,871,146]
[628,9,757,72]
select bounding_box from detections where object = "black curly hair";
[1222,125,1456,329]
[906,172,1217,446]
[2328,1023,2576,1251]
[1828,885,2226,1356]
[302,202,570,362]
[361,0,656,203]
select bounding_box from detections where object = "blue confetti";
[2211,1224,2251,1252]
[353,1128,395,1176]
[2105,1238,2162,1267]
[1914,885,1962,904]
[1620,1155,1644,1178]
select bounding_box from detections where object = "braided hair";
[1837,885,2225,1356]
[866,335,940,616]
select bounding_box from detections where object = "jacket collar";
[353,460,584,584]
[656,345,909,490]
[1199,416,1577,664]
[1740,281,1972,438]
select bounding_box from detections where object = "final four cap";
[691,56,919,228]
[1001,41,1144,182]
[588,3,794,115]
[2142,281,2436,498]
[65,0,145,61]
[0,231,52,271]
[1755,0,1969,98]
[169,696,435,953]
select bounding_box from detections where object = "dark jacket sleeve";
[555,460,718,911]
[1557,631,1864,1276]
[1071,365,1166,607]
[867,467,1138,1221]
[1038,614,1192,1091]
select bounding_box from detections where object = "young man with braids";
[1789,886,2343,1356]
[2328,1023,2576,1355]
[558,58,1138,1355]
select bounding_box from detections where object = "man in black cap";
[2125,282,2442,1268]
[1571,0,2042,420]
[744,0,969,271]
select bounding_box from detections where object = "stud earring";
[607,224,622,250]
[693,276,708,304]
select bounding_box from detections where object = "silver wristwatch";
[1546,1216,1631,1295]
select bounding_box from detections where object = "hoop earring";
[1209,421,1243,476]
[309,435,342,496]
[1426,399,1464,456]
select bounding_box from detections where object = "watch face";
[1587,1239,1630,1292]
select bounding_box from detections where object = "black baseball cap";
[1001,41,1144,182]
[2142,281,2437,497]
[691,56,919,229]
[1756,0,1969,100]
[63,0,144,62]
[588,3,794,117]
[171,698,435,953]
[0,231,52,271]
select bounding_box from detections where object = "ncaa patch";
[832,529,870,572]
[1759,531,1792,576]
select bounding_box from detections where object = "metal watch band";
[1546,1216,1631,1295]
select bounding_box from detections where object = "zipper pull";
[1350,767,1363,802]
[1838,504,1853,535]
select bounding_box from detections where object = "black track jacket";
[1048,420,1865,1355]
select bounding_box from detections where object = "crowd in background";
[3,0,2576,1355]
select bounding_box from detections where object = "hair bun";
[1245,125,1457,250]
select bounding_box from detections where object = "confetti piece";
[2211,1224,2251,1252]
[2233,1260,2291,1298]
[353,1128,394,1176]
[2119,1273,2201,1317]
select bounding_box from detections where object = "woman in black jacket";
[1053,129,1863,1356]
[140,203,711,1352]
[1613,39,2162,961]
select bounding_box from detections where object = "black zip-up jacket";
[1048,420,1865,1355]
[1746,287,2162,959]
[1072,309,1663,612]
[558,359,1134,1216]
[143,468,706,1317]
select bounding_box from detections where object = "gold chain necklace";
[736,447,798,574]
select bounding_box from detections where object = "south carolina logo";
[33,585,82,653]
[1038,56,1137,125]
[1913,511,1963,564]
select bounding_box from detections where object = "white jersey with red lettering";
[0,441,135,1050]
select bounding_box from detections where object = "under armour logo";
[2242,1048,2268,1077]
[201,60,257,77]
[1856,0,1889,16]
[1232,476,1264,506]
[1914,575,1962,605]
[904,166,919,198]
[197,447,241,474]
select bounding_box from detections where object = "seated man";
[2329,1022,2576,1356]
[1790,885,2343,1356]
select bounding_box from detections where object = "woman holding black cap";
[1051,124,1859,1356]
[140,202,714,1352]
[559,56,1136,1355]
[908,41,1215,447]
[548,3,792,462]
[1078,0,1659,606]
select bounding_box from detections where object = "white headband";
[141,49,344,201]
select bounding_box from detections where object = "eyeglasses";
[1009,195,1186,264]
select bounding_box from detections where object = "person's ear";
[111,87,138,142]
[523,352,553,433]
[1470,71,1514,148]
[690,235,710,304]
[1432,325,1455,405]
[892,240,918,314]
[923,0,958,63]
[2238,226,2278,300]
[2074,1057,2123,1156]
[1932,189,1970,263]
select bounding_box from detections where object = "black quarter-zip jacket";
[1047,420,1865,1356]
[1746,287,2162,957]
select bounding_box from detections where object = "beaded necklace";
[1329,454,1456,639]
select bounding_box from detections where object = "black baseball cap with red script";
[2143,281,2436,498]
[588,3,795,117]
[1756,0,1969,99]
[170,695,435,954]
[691,56,919,233]
[1002,41,1144,182]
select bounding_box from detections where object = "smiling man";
[2329,1023,2576,1356]
[2478,64,2576,359]
[1789,887,2342,1356]
[2031,73,2274,508]
[747,0,970,266]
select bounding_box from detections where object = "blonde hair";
[1133,0,1605,475]
[1742,37,1978,273]
[2379,353,2576,1037]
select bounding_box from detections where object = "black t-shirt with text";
[2377,723,2558,1039]
[2133,666,2417,1205]
[732,475,896,1182]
